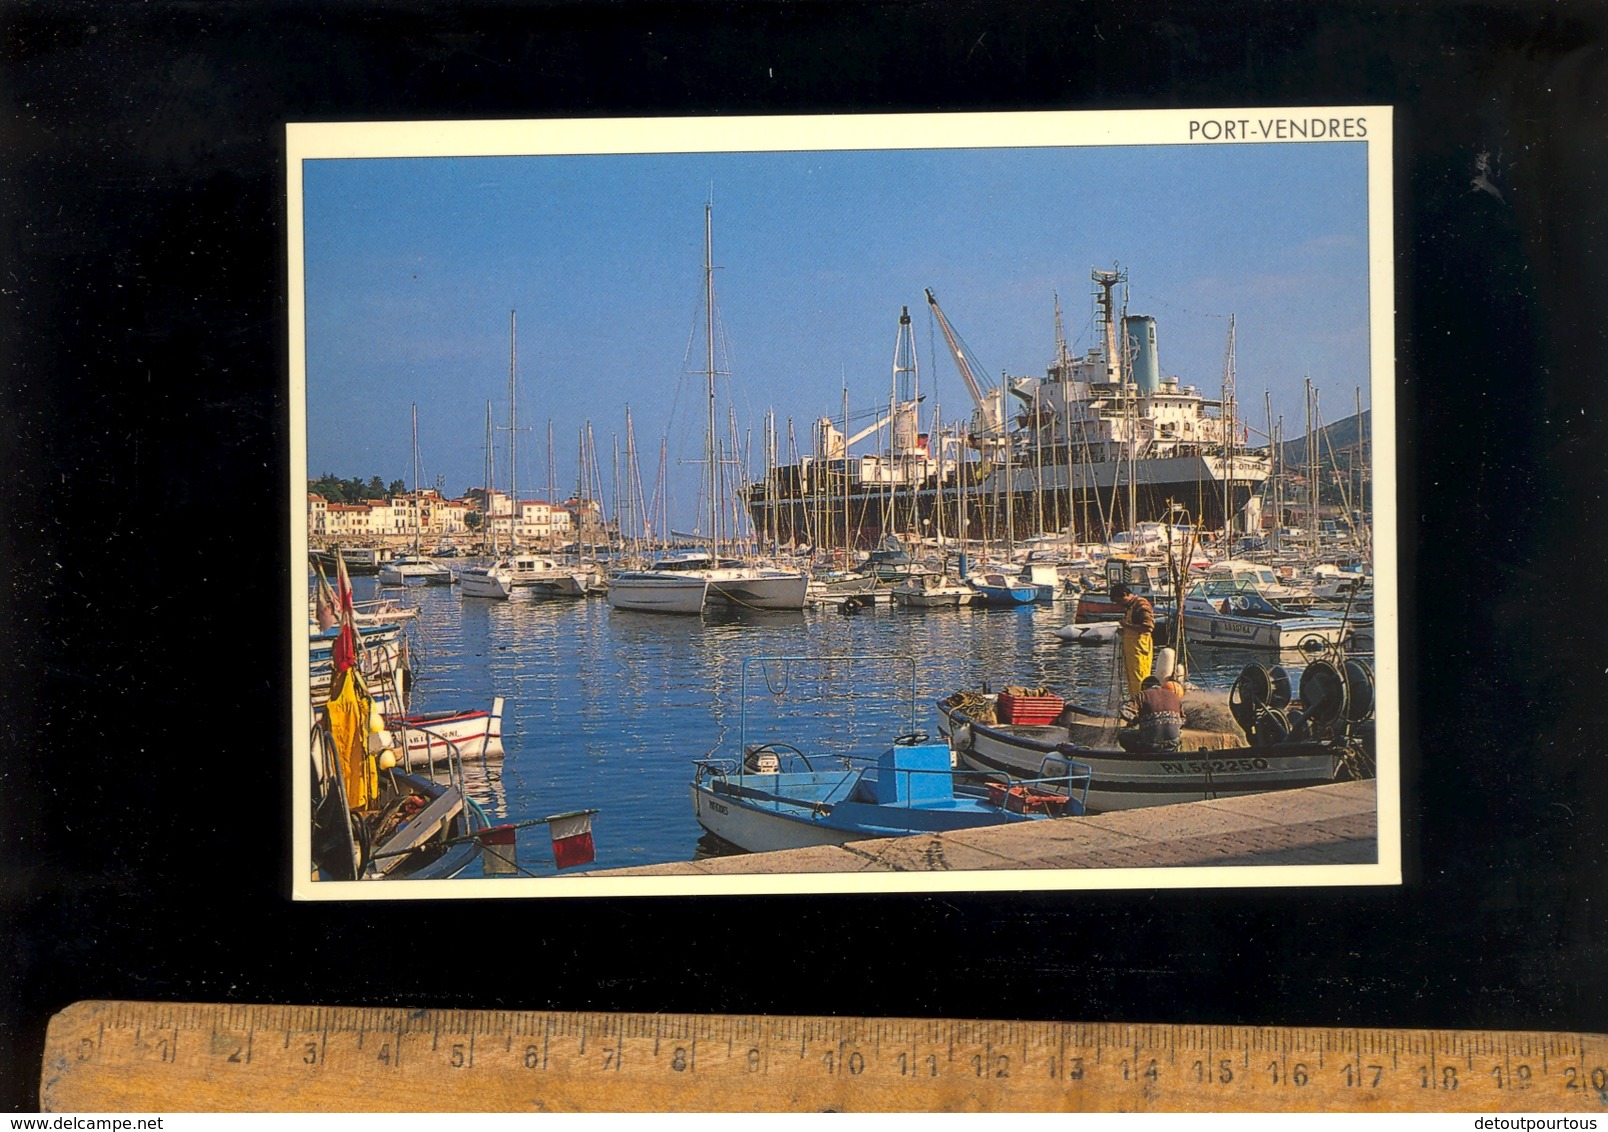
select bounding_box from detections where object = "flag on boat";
[324,668,379,810]
[333,548,358,675]
[313,562,339,632]
[477,824,519,876]
[548,810,596,869]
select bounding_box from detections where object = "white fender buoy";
[1052,624,1085,642]
[1155,647,1177,681]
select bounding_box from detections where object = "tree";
[465,512,483,531]
[388,479,406,496]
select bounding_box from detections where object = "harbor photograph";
[289,109,1397,895]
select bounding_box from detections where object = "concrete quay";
[587,780,1376,876]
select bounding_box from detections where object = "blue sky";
[302,141,1370,524]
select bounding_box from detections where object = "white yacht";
[457,561,515,600]
[606,204,807,616]
[607,553,809,614]
[378,555,453,586]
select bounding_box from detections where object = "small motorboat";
[966,572,1039,607]
[1180,580,1356,651]
[387,697,507,765]
[686,653,1091,855]
[691,736,1091,854]
[378,554,454,587]
[891,571,973,608]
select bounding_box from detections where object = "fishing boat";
[691,737,1091,854]
[607,204,807,615]
[688,654,1090,853]
[1073,555,1167,623]
[309,620,410,714]
[310,704,492,881]
[1180,581,1356,651]
[310,655,489,881]
[938,669,1372,813]
[386,697,506,766]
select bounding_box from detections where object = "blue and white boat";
[966,571,1040,607]
[688,653,1091,854]
[309,620,410,713]
[691,738,1091,853]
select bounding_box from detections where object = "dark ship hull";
[745,453,1268,549]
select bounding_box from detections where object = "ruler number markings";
[40,1007,1608,1110]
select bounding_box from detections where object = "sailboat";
[459,313,520,601]
[608,203,808,615]
[378,403,455,586]
[458,389,516,600]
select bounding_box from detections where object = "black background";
[4,0,1606,1113]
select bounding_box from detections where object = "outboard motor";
[743,746,782,774]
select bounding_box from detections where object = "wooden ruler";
[40,1001,1608,1112]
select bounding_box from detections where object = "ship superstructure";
[743,268,1270,550]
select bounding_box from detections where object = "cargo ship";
[742,268,1270,549]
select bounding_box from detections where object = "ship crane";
[924,288,1009,456]
[813,398,926,458]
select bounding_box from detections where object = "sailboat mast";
[410,401,421,552]
[704,202,719,560]
[1221,313,1237,541]
[1053,292,1071,540]
[483,400,495,555]
[1305,376,1316,549]
[1264,389,1275,558]
[842,383,851,556]
[507,309,518,550]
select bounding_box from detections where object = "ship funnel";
[1124,315,1160,396]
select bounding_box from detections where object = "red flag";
[332,549,358,675]
[549,811,596,870]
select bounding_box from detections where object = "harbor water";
[350,576,1333,877]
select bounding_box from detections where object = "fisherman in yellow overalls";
[1112,582,1155,698]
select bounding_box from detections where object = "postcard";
[289,107,1397,899]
